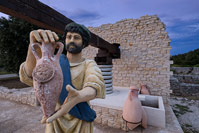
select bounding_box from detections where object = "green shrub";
[171,49,199,67]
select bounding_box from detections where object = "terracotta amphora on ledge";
[31,41,64,123]
[122,86,147,131]
[140,84,151,95]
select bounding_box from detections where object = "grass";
[185,96,199,101]
[182,124,198,133]
[172,104,192,118]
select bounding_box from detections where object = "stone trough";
[139,95,165,128]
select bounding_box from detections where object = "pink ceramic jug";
[122,86,147,130]
[31,41,64,121]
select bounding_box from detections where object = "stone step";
[104,79,112,84]
[173,75,199,84]
[100,68,112,72]
[103,76,112,80]
[0,74,19,81]
[102,72,112,76]
[106,89,113,94]
[105,83,112,88]
[98,65,112,68]
[106,86,113,91]
[179,83,199,96]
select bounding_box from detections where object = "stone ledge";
[0,86,37,106]
[0,74,19,81]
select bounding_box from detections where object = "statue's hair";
[63,22,91,48]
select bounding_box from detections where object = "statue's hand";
[46,85,80,123]
[30,29,59,44]
[23,30,60,77]
[64,85,80,103]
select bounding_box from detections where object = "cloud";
[53,7,101,26]
[68,9,101,23]
[162,14,199,40]
[160,13,199,55]
[171,42,199,55]
[168,33,193,40]
[186,24,199,32]
[170,30,199,55]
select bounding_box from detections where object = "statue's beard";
[65,42,82,54]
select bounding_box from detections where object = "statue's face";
[65,32,83,54]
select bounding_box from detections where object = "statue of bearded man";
[19,22,105,133]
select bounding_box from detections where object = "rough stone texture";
[171,67,199,75]
[0,86,38,106]
[170,67,199,96]
[91,104,183,132]
[82,15,172,103]
[170,96,199,133]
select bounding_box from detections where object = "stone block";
[95,115,102,124]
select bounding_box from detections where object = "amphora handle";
[54,42,64,60]
[31,43,41,61]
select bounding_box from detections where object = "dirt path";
[0,98,124,133]
[0,98,45,133]
[170,96,199,133]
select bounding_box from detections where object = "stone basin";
[139,94,165,128]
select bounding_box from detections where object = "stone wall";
[82,15,172,102]
[170,67,199,96]
[171,67,199,75]
[91,105,126,130]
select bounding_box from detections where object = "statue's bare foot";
[41,116,47,124]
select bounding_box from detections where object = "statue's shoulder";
[84,59,101,72]
[85,59,97,66]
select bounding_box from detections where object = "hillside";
[171,49,199,67]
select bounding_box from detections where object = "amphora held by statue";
[31,41,64,122]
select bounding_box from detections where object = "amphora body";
[122,86,147,130]
[31,42,64,120]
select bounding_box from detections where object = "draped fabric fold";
[59,54,96,122]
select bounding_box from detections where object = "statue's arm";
[46,60,105,123]
[46,85,96,123]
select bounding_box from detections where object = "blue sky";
[0,0,198,55]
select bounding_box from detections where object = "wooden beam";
[0,0,120,57]
[0,0,71,34]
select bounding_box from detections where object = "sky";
[0,0,199,55]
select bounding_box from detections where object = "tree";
[171,49,199,67]
[0,16,42,72]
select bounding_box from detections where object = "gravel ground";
[170,96,199,133]
[0,98,125,133]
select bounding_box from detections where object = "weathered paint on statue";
[31,41,64,123]
[122,86,147,130]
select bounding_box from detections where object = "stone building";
[82,15,172,103]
